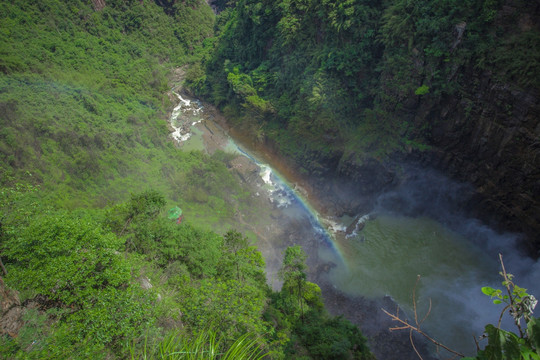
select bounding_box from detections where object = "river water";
[168,89,540,357]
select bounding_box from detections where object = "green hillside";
[196,0,539,161]
[1,1,539,359]
[0,1,373,359]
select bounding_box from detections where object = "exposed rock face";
[308,1,540,255]
[421,75,540,255]
[0,278,22,337]
[91,0,106,11]
[405,1,540,254]
[315,154,396,217]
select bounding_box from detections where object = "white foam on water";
[258,164,293,207]
[323,218,347,233]
[169,91,203,144]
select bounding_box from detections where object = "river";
[167,86,540,359]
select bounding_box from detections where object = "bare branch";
[420,298,432,326]
[497,304,511,329]
[390,325,412,331]
[382,276,466,359]
[382,307,465,357]
[413,275,420,327]
[499,254,514,307]
[473,334,484,352]
[410,329,424,360]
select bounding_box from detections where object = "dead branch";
[382,308,465,358]
[382,275,465,359]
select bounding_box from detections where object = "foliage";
[467,321,540,360]
[3,211,129,306]
[194,0,539,178]
[265,245,375,359]
[291,310,374,360]
[278,245,308,321]
[0,2,378,359]
[0,0,247,231]
[179,278,268,340]
[219,230,266,284]
[0,181,375,359]
[468,255,539,360]
[129,330,268,359]
[414,85,430,96]
[0,191,157,356]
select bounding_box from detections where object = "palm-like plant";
[131,330,267,360]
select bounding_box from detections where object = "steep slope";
[0,0,223,215]
[195,0,540,253]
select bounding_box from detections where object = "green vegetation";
[0,0,274,236]
[130,330,268,359]
[0,185,374,359]
[0,0,225,224]
[471,259,539,360]
[2,0,537,359]
[268,245,374,360]
[192,0,540,171]
[0,2,374,358]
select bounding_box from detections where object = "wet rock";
[419,72,540,254]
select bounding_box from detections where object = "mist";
[372,165,540,351]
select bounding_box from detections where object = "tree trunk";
[0,257,7,276]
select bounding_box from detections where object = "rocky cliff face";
[305,1,540,254]
[419,72,540,255]
[407,2,540,255]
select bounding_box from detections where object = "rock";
[0,278,23,337]
[229,156,260,184]
[0,306,24,337]
[91,0,106,11]
[139,276,153,290]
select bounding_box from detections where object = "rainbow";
[233,143,348,266]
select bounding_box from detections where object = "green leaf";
[501,331,521,360]
[520,348,540,360]
[414,85,429,95]
[527,318,540,355]
[493,299,503,304]
[482,286,496,296]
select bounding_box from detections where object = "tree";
[3,211,130,307]
[1,209,155,354]
[279,245,308,323]
[219,230,265,285]
[222,229,250,280]
[120,190,166,237]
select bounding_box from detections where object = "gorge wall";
[196,0,540,254]
[399,1,540,253]
[420,67,539,255]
